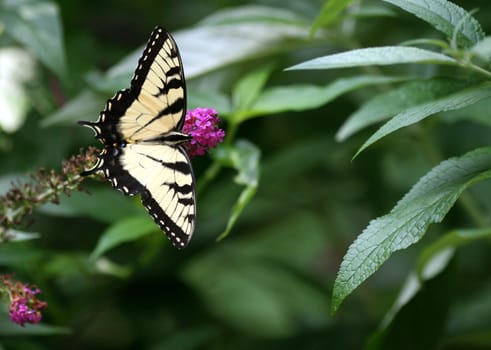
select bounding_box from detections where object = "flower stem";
[224,121,239,146]
[466,62,491,80]
[197,162,222,196]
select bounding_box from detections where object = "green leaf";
[0,315,71,336]
[0,242,42,266]
[367,259,454,350]
[51,189,142,224]
[185,256,328,337]
[399,38,450,50]
[215,140,260,187]
[417,227,491,277]
[446,283,491,341]
[188,90,231,116]
[383,0,485,48]
[93,257,133,278]
[217,185,257,241]
[287,46,456,71]
[375,231,477,334]
[349,4,397,19]
[441,96,491,127]
[150,328,219,350]
[3,228,39,241]
[90,216,157,259]
[43,253,91,278]
[0,47,35,133]
[0,0,66,79]
[370,228,491,349]
[354,84,491,158]
[84,70,130,94]
[336,78,469,141]
[214,140,260,240]
[103,5,309,84]
[232,64,274,115]
[241,75,410,120]
[183,214,329,337]
[310,0,355,36]
[471,36,491,62]
[41,90,104,127]
[199,5,305,26]
[332,147,491,313]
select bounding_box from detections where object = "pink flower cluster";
[1,275,47,327]
[183,108,225,157]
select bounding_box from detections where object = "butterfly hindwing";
[79,26,196,249]
[120,144,195,248]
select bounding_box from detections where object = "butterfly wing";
[119,26,186,142]
[79,26,196,248]
[120,144,195,248]
[92,26,186,145]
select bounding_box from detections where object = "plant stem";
[197,117,239,195]
[224,120,239,146]
[197,162,222,196]
[466,62,491,80]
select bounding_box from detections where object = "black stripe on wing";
[131,96,186,138]
[141,153,192,175]
[81,147,145,196]
[130,26,187,130]
[78,27,186,146]
[141,189,195,249]
[78,27,196,249]
[140,146,195,249]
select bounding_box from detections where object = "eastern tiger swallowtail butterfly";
[79,26,195,249]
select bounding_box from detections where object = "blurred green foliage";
[1,0,491,349]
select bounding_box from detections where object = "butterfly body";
[79,27,195,249]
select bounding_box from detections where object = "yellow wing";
[117,26,186,142]
[121,144,195,248]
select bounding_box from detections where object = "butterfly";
[79,26,195,249]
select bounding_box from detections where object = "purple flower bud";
[182,108,225,157]
[1,275,47,327]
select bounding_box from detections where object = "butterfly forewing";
[120,27,186,143]
[79,26,196,249]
